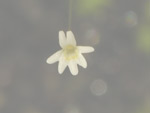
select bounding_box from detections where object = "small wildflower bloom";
[47,31,94,75]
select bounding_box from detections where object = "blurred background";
[0,0,150,113]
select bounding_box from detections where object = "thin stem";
[68,0,73,30]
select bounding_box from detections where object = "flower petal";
[46,50,62,64]
[59,31,67,48]
[68,61,78,75]
[78,46,95,53]
[77,54,87,68]
[58,56,68,74]
[67,31,76,46]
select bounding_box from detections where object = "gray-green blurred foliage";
[138,108,150,113]
[136,1,150,54]
[137,26,150,54]
[76,0,110,15]
[145,0,150,19]
[136,100,150,113]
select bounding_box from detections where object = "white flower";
[46,31,95,75]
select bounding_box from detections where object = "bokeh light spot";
[85,29,100,46]
[90,79,107,96]
[64,105,81,113]
[124,11,138,27]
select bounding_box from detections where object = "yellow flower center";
[63,45,78,61]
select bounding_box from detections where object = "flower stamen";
[63,45,78,61]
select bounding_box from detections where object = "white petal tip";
[58,67,65,74]
[78,46,95,53]
[68,61,79,76]
[46,58,57,64]
[46,51,62,64]
[83,65,87,68]
[58,69,62,74]
[66,31,76,46]
[72,73,78,76]
[71,69,79,76]
[89,47,95,53]
[59,31,67,48]
[46,58,52,64]
[59,31,64,34]
[58,71,63,74]
[91,48,95,52]
[67,30,72,33]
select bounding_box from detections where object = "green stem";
[68,0,73,30]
